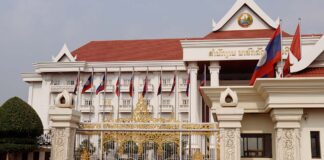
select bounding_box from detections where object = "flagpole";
[299,18,302,58]
[76,67,80,111]
[117,67,121,120]
[103,68,107,122]
[175,66,178,120]
[131,66,134,119]
[90,67,94,122]
[160,66,163,118]
[188,67,192,158]
[279,19,284,78]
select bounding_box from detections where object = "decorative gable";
[52,44,76,62]
[213,0,278,31]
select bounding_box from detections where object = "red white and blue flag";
[249,25,282,85]
[96,75,106,95]
[169,74,176,96]
[283,24,301,76]
[115,77,120,96]
[81,75,93,94]
[186,73,190,97]
[142,76,148,97]
[129,74,134,97]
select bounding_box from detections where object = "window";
[123,79,131,85]
[122,99,131,107]
[103,99,112,105]
[311,131,321,158]
[182,99,189,105]
[145,99,151,105]
[162,99,171,105]
[51,80,60,85]
[66,80,74,85]
[84,99,93,106]
[241,134,272,158]
[162,78,171,86]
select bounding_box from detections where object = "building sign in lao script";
[208,47,289,59]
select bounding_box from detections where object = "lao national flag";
[81,75,93,94]
[185,73,190,97]
[129,74,134,97]
[169,74,176,96]
[115,77,120,96]
[96,75,106,95]
[283,24,301,76]
[157,76,162,96]
[142,76,148,97]
[249,25,282,85]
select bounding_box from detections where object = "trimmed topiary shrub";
[0,97,43,153]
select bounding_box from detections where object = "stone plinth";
[49,107,81,160]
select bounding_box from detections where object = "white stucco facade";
[21,0,324,159]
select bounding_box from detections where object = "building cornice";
[181,36,320,48]
[33,60,186,73]
[201,77,324,113]
[21,73,42,82]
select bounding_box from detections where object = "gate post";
[215,88,243,160]
[48,90,81,160]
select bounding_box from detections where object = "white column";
[271,109,303,160]
[209,61,221,87]
[188,62,199,123]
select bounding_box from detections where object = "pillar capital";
[270,108,303,160]
[270,108,303,128]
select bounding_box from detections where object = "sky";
[0,0,324,104]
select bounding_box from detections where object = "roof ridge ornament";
[52,43,76,62]
[212,0,277,31]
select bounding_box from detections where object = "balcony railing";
[98,105,113,112]
[179,104,189,112]
[50,85,74,92]
[80,105,94,113]
[138,84,154,92]
[159,105,174,112]
[119,105,132,112]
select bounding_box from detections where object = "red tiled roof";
[204,29,291,39]
[71,29,322,62]
[287,68,324,78]
[72,39,187,62]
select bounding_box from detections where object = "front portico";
[201,78,324,160]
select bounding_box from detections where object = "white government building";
[21,0,324,159]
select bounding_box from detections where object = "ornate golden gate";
[75,97,219,160]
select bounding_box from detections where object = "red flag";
[157,76,162,96]
[115,77,120,96]
[186,73,190,97]
[283,24,301,76]
[81,75,93,94]
[129,74,134,97]
[142,76,148,97]
[169,74,176,96]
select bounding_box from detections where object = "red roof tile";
[287,68,324,78]
[72,39,186,62]
[204,29,291,39]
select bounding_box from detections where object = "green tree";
[0,97,43,159]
